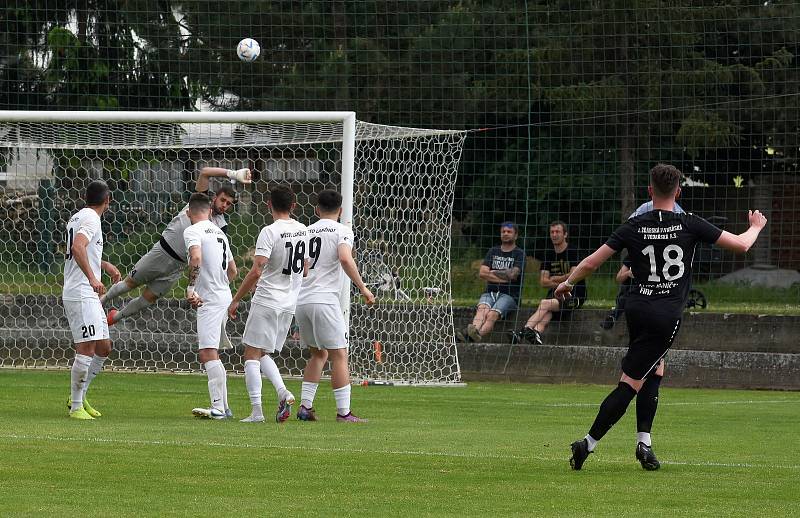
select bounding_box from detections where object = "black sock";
[588,382,637,441]
[636,374,663,434]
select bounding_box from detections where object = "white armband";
[564,278,574,288]
[187,286,196,298]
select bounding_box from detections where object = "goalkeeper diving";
[101,166,251,325]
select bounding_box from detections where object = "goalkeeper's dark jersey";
[605,210,722,319]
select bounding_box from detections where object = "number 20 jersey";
[606,210,722,318]
[251,218,308,312]
[63,207,103,301]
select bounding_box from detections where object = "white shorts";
[63,298,110,344]
[197,302,230,350]
[295,303,348,350]
[242,303,294,353]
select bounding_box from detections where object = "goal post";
[0,110,466,385]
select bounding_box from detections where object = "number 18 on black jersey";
[606,210,722,318]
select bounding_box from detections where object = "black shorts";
[545,289,585,320]
[622,305,681,380]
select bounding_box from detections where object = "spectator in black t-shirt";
[511,220,586,345]
[554,163,767,472]
[456,221,525,343]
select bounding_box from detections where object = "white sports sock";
[70,354,92,411]
[333,385,351,416]
[82,355,107,400]
[101,280,132,305]
[244,360,263,416]
[301,381,318,409]
[204,359,226,413]
[221,371,230,412]
[585,434,598,452]
[117,296,152,321]
[259,355,288,400]
[637,432,652,447]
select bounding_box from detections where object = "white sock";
[301,381,318,409]
[82,355,107,400]
[204,359,226,413]
[260,355,289,400]
[101,280,132,305]
[637,432,652,447]
[221,371,230,412]
[585,434,598,452]
[244,360,263,416]
[117,296,153,321]
[70,354,92,411]
[333,385,351,416]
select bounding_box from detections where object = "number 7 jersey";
[251,218,309,312]
[606,210,722,318]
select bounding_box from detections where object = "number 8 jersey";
[606,210,722,318]
[251,218,308,312]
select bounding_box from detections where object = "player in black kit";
[554,164,768,471]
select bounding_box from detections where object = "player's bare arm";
[101,261,122,283]
[339,243,376,305]
[228,255,267,319]
[554,244,616,300]
[195,166,252,193]
[226,259,238,282]
[714,210,768,254]
[71,233,105,295]
[479,265,508,284]
[186,244,203,308]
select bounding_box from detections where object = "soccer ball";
[236,38,260,62]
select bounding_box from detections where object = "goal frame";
[0,109,357,321]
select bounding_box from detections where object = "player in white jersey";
[295,190,376,423]
[63,180,122,420]
[228,185,308,423]
[101,167,250,325]
[181,193,238,420]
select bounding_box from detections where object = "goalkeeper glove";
[226,168,251,183]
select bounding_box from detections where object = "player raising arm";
[295,190,376,423]
[182,193,237,420]
[63,180,121,420]
[102,166,250,324]
[555,163,767,471]
[228,185,308,423]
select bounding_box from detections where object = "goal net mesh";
[0,118,466,385]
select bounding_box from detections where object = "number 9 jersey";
[606,210,722,318]
[251,218,308,312]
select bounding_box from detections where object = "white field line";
[0,432,798,471]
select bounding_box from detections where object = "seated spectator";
[456,222,525,343]
[511,220,586,345]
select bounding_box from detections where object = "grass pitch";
[1,369,798,517]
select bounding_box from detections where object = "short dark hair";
[215,183,236,200]
[317,189,342,213]
[85,180,110,207]
[650,163,682,196]
[500,221,518,233]
[188,192,212,214]
[269,184,295,212]
[549,220,568,234]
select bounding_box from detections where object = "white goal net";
[0,111,466,385]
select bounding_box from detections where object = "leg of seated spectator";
[473,304,490,330]
[479,310,501,336]
[532,299,560,333]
